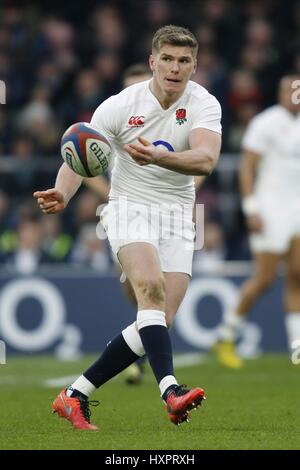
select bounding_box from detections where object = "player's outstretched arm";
[33,163,83,214]
[83,175,110,202]
[124,129,221,176]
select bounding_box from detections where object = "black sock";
[136,356,146,372]
[138,325,174,384]
[83,334,141,388]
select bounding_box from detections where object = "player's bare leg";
[121,277,137,304]
[284,237,300,351]
[164,272,189,327]
[118,243,205,425]
[117,256,190,384]
[52,247,204,429]
[237,252,282,315]
[215,252,281,368]
[118,242,165,310]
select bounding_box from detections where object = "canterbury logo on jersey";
[127,116,145,127]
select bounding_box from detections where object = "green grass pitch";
[0,354,299,450]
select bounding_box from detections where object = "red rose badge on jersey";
[176,108,187,125]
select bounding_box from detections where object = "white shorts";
[250,201,300,253]
[100,199,195,276]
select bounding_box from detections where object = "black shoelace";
[165,384,190,400]
[78,396,100,423]
[172,384,190,396]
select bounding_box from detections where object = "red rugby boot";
[166,385,206,425]
[52,389,99,430]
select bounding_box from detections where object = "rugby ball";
[61,122,112,177]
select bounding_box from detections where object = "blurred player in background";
[34,25,221,430]
[214,75,300,368]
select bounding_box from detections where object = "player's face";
[149,44,196,97]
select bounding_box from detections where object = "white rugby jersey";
[242,105,300,201]
[91,79,221,205]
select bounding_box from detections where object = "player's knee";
[136,276,166,305]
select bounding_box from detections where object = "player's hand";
[246,214,263,233]
[33,188,66,214]
[124,137,165,166]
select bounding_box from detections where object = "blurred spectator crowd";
[0,0,300,272]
